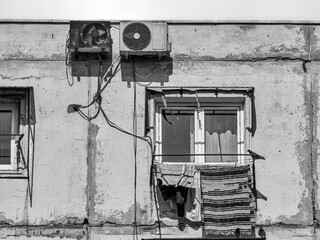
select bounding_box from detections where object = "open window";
[0,87,36,176]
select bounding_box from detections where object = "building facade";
[1,21,320,239]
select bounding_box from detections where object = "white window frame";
[155,103,245,165]
[147,88,253,166]
[0,103,19,171]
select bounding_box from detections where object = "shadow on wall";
[71,52,113,79]
[120,56,173,86]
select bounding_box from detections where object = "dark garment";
[159,185,176,200]
[158,183,189,217]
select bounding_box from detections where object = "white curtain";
[205,114,237,162]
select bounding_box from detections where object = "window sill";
[0,169,28,178]
[158,162,240,166]
[142,238,265,240]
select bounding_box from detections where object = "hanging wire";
[133,58,157,79]
[134,72,153,79]
[150,152,162,238]
[68,54,162,236]
[74,73,102,122]
[69,54,153,151]
[136,81,152,87]
[101,55,121,82]
[73,55,104,121]
[99,107,153,150]
[111,25,119,30]
[65,31,75,86]
[133,82,138,240]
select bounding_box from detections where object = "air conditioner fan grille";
[123,22,151,50]
[81,23,109,46]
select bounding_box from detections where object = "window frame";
[155,103,245,165]
[147,87,253,166]
[0,103,19,170]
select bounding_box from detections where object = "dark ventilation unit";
[69,21,112,53]
[66,21,113,78]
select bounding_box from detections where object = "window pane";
[0,111,12,164]
[162,110,194,163]
[205,110,238,162]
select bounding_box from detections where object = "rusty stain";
[291,73,314,225]
[311,68,320,222]
[300,26,312,58]
[284,25,298,30]
[87,123,99,224]
[292,64,305,75]
[309,26,320,59]
[102,203,151,225]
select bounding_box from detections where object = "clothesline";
[154,153,258,157]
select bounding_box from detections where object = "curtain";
[205,112,237,162]
[0,112,12,164]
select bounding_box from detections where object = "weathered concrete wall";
[0,60,88,224]
[0,22,320,239]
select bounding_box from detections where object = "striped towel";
[200,165,255,237]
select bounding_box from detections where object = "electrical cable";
[111,25,119,30]
[133,82,138,240]
[134,72,153,79]
[101,55,121,82]
[136,81,152,87]
[67,53,161,237]
[132,58,157,79]
[99,107,153,150]
[99,61,121,93]
[72,55,107,121]
[150,153,162,238]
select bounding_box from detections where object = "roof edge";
[1,19,320,25]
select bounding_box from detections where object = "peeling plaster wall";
[0,61,88,223]
[1,22,320,239]
[0,24,88,228]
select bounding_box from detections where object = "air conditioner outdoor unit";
[69,21,112,53]
[119,21,171,57]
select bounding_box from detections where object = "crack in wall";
[0,74,42,80]
[0,225,88,239]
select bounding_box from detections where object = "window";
[0,87,36,174]
[147,87,254,165]
[158,105,243,164]
[0,103,19,170]
[149,87,258,238]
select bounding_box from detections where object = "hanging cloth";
[155,163,201,222]
[200,165,255,237]
[185,171,201,222]
[155,163,198,188]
